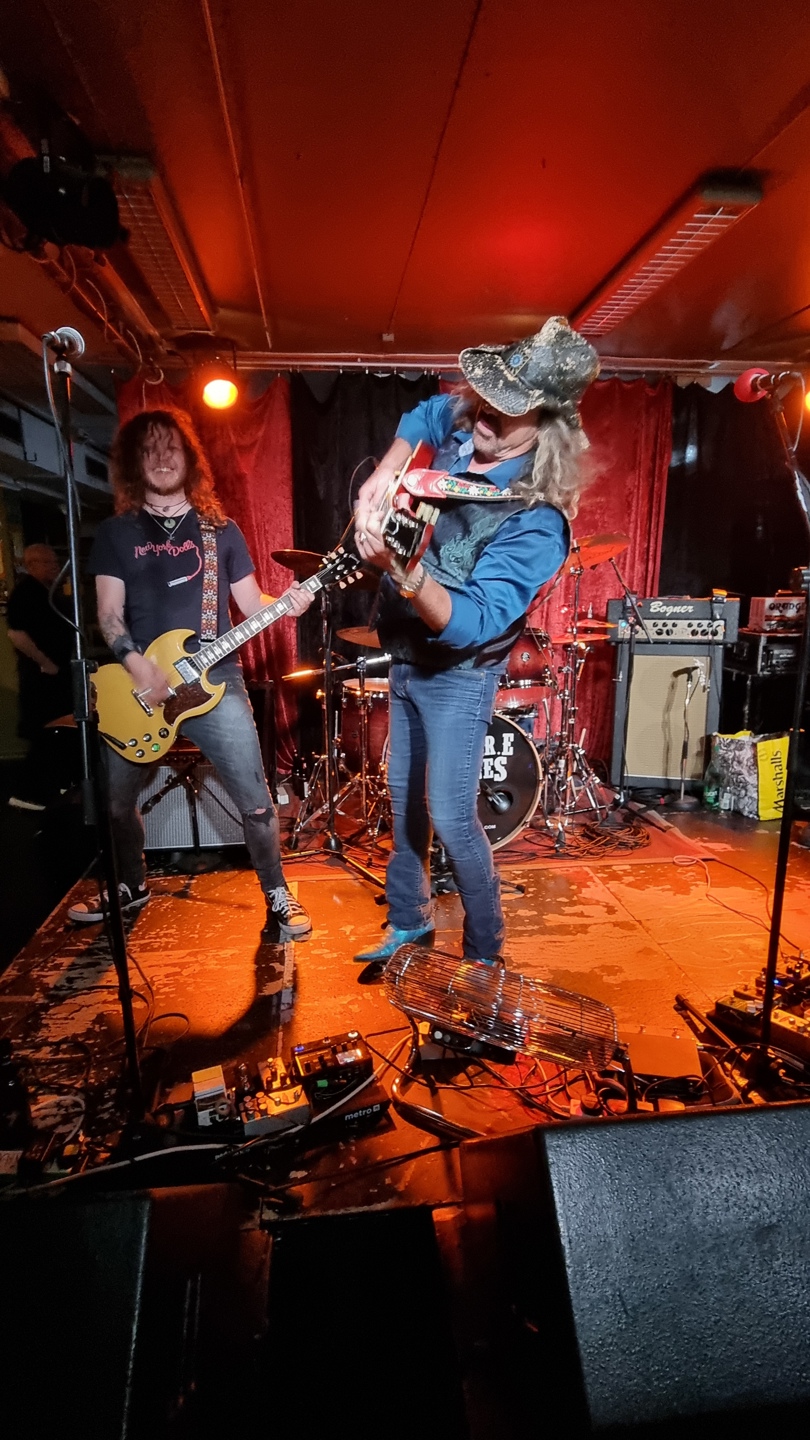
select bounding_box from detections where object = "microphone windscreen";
[733,368,769,403]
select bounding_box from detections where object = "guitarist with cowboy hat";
[68,408,315,941]
[353,318,599,970]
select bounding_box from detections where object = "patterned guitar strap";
[199,520,219,643]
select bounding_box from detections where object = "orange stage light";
[202,375,239,409]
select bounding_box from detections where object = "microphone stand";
[747,387,810,1088]
[45,335,145,1120]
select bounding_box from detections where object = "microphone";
[733,368,796,404]
[480,781,512,814]
[43,326,86,358]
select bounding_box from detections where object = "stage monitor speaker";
[610,644,722,790]
[460,1104,810,1436]
[0,1185,263,1440]
[140,757,243,849]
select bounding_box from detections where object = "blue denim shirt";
[395,394,568,650]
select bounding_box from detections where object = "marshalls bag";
[705,731,788,820]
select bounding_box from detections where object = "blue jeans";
[104,672,283,895]
[386,663,504,959]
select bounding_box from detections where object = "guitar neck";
[189,570,325,674]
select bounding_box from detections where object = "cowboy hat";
[459,316,599,427]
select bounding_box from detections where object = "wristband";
[111,634,141,665]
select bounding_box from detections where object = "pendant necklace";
[145,504,190,535]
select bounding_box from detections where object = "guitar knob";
[135,749,145,758]
[143,734,152,742]
[128,739,137,747]
[159,728,169,738]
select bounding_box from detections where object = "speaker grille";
[625,653,711,780]
[140,761,243,849]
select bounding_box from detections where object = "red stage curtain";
[528,378,673,763]
[116,375,299,767]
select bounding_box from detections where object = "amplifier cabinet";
[610,643,723,790]
[139,759,244,849]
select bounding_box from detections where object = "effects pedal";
[238,1057,310,1137]
[291,1030,373,1104]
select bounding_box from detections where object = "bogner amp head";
[607,596,738,791]
[606,595,740,644]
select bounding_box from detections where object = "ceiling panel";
[1,0,810,362]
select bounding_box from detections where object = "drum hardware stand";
[541,546,609,845]
[286,587,384,889]
[608,556,652,810]
[44,327,144,1120]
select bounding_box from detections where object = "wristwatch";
[398,564,427,600]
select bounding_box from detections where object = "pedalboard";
[291,1030,373,1102]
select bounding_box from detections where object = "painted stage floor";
[1,809,809,1204]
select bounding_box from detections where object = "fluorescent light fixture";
[573,175,763,338]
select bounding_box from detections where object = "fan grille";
[384,945,618,1069]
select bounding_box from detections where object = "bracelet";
[398,564,427,600]
[111,634,141,664]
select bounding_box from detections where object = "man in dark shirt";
[67,408,314,940]
[7,544,74,810]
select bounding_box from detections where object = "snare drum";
[478,712,542,849]
[341,678,390,771]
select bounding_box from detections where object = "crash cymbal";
[45,713,76,727]
[272,548,378,590]
[567,532,630,572]
[550,629,612,645]
[336,625,382,649]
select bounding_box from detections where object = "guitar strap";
[199,520,219,642]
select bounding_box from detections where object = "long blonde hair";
[451,381,591,518]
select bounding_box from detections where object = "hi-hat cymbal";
[550,630,611,645]
[567,532,630,572]
[336,625,382,649]
[272,548,378,591]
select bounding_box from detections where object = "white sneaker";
[68,882,150,925]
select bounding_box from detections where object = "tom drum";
[341,678,390,771]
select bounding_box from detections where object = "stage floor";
[1,808,809,1206]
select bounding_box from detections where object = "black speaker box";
[459,1104,810,1437]
[0,1185,267,1440]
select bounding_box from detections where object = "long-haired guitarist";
[68,408,314,940]
[353,318,599,969]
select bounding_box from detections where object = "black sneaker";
[68,882,150,925]
[262,885,312,942]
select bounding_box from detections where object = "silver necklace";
[145,505,190,534]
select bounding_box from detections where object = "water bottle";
[703,758,721,810]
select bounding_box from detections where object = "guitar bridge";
[132,690,154,717]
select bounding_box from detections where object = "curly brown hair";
[109,408,226,526]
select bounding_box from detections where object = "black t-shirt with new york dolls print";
[88,510,255,665]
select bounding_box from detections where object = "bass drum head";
[478,711,542,849]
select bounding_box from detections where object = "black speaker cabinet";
[460,1104,810,1436]
[610,642,724,790]
[0,1185,265,1440]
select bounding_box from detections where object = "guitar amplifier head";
[748,595,806,632]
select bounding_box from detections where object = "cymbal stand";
[286,588,384,888]
[541,548,609,845]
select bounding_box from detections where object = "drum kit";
[273,530,631,859]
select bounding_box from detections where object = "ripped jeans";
[103,671,283,895]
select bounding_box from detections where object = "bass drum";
[478,711,542,850]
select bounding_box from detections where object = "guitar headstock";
[318,544,365,590]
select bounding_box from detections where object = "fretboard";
[186,570,325,675]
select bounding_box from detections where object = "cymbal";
[567,532,630,572]
[272,548,378,591]
[550,631,610,646]
[45,713,76,728]
[336,625,382,649]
